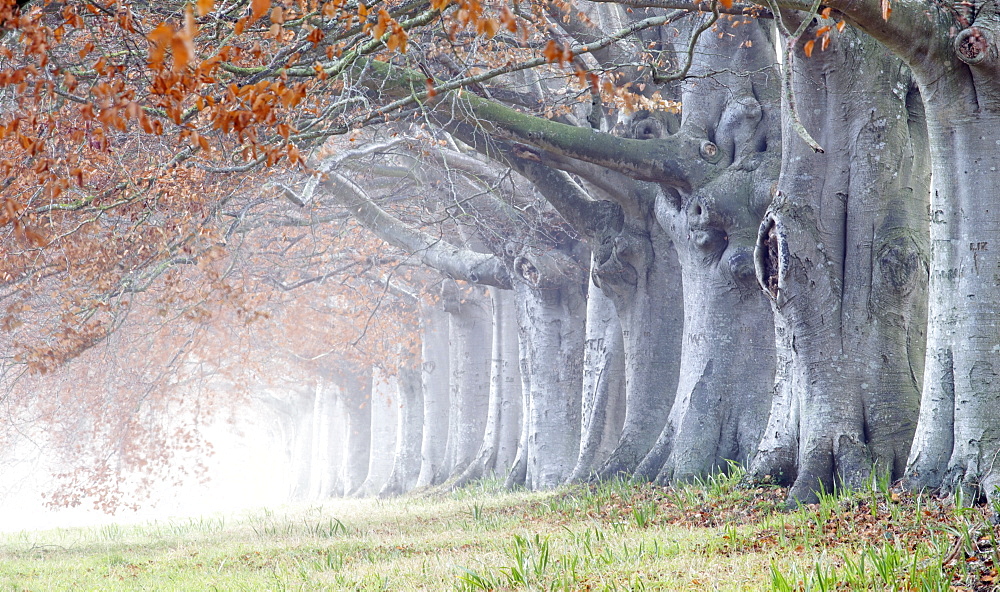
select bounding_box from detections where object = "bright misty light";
[0,407,296,533]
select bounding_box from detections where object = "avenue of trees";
[0,0,996,508]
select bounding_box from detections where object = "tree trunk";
[505,335,532,490]
[415,303,450,488]
[326,393,347,498]
[495,286,523,473]
[591,16,779,484]
[451,286,522,488]
[308,379,341,498]
[441,285,493,478]
[512,249,588,488]
[380,359,423,497]
[594,217,684,478]
[355,367,399,497]
[749,24,929,503]
[341,367,373,496]
[899,11,1000,499]
[569,270,627,481]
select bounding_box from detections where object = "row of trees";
[0,0,997,507]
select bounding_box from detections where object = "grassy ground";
[0,471,997,591]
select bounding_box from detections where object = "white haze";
[0,409,295,533]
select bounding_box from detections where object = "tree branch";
[322,171,513,289]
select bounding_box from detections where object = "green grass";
[0,472,995,591]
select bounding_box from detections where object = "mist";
[0,404,295,533]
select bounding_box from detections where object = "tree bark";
[512,248,588,488]
[507,160,682,479]
[749,23,929,503]
[593,15,779,483]
[341,366,374,496]
[308,379,341,498]
[355,367,399,497]
[441,285,493,478]
[895,6,1000,500]
[380,358,423,497]
[569,270,627,481]
[450,286,522,488]
[595,213,683,478]
[415,303,451,488]
[495,287,523,473]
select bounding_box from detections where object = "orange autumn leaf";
[147,22,173,67]
[196,0,214,16]
[803,39,815,57]
[386,28,408,52]
[880,0,891,20]
[251,0,270,22]
[171,7,197,72]
[270,5,285,25]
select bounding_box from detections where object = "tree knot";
[955,26,996,66]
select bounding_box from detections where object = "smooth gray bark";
[495,287,523,472]
[450,286,522,488]
[569,270,627,481]
[895,6,1000,500]
[596,216,682,478]
[749,24,929,503]
[441,285,493,478]
[749,0,1000,504]
[308,379,341,498]
[507,160,683,480]
[326,394,347,498]
[599,16,779,483]
[340,367,373,496]
[355,367,399,497]
[512,248,588,488]
[416,304,451,488]
[380,358,423,497]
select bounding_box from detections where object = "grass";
[0,472,997,591]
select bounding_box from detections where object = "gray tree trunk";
[441,285,493,478]
[495,287,523,472]
[451,286,522,488]
[415,304,451,488]
[594,213,684,478]
[502,159,683,481]
[512,248,588,488]
[505,335,532,490]
[380,358,423,497]
[341,367,374,496]
[355,367,399,497]
[749,24,930,503]
[308,379,341,498]
[569,270,627,481]
[588,16,779,483]
[326,394,347,498]
[482,16,779,484]
[889,6,1000,501]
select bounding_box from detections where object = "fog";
[0,409,295,533]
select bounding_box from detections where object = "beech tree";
[748,22,930,502]
[2,0,996,509]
